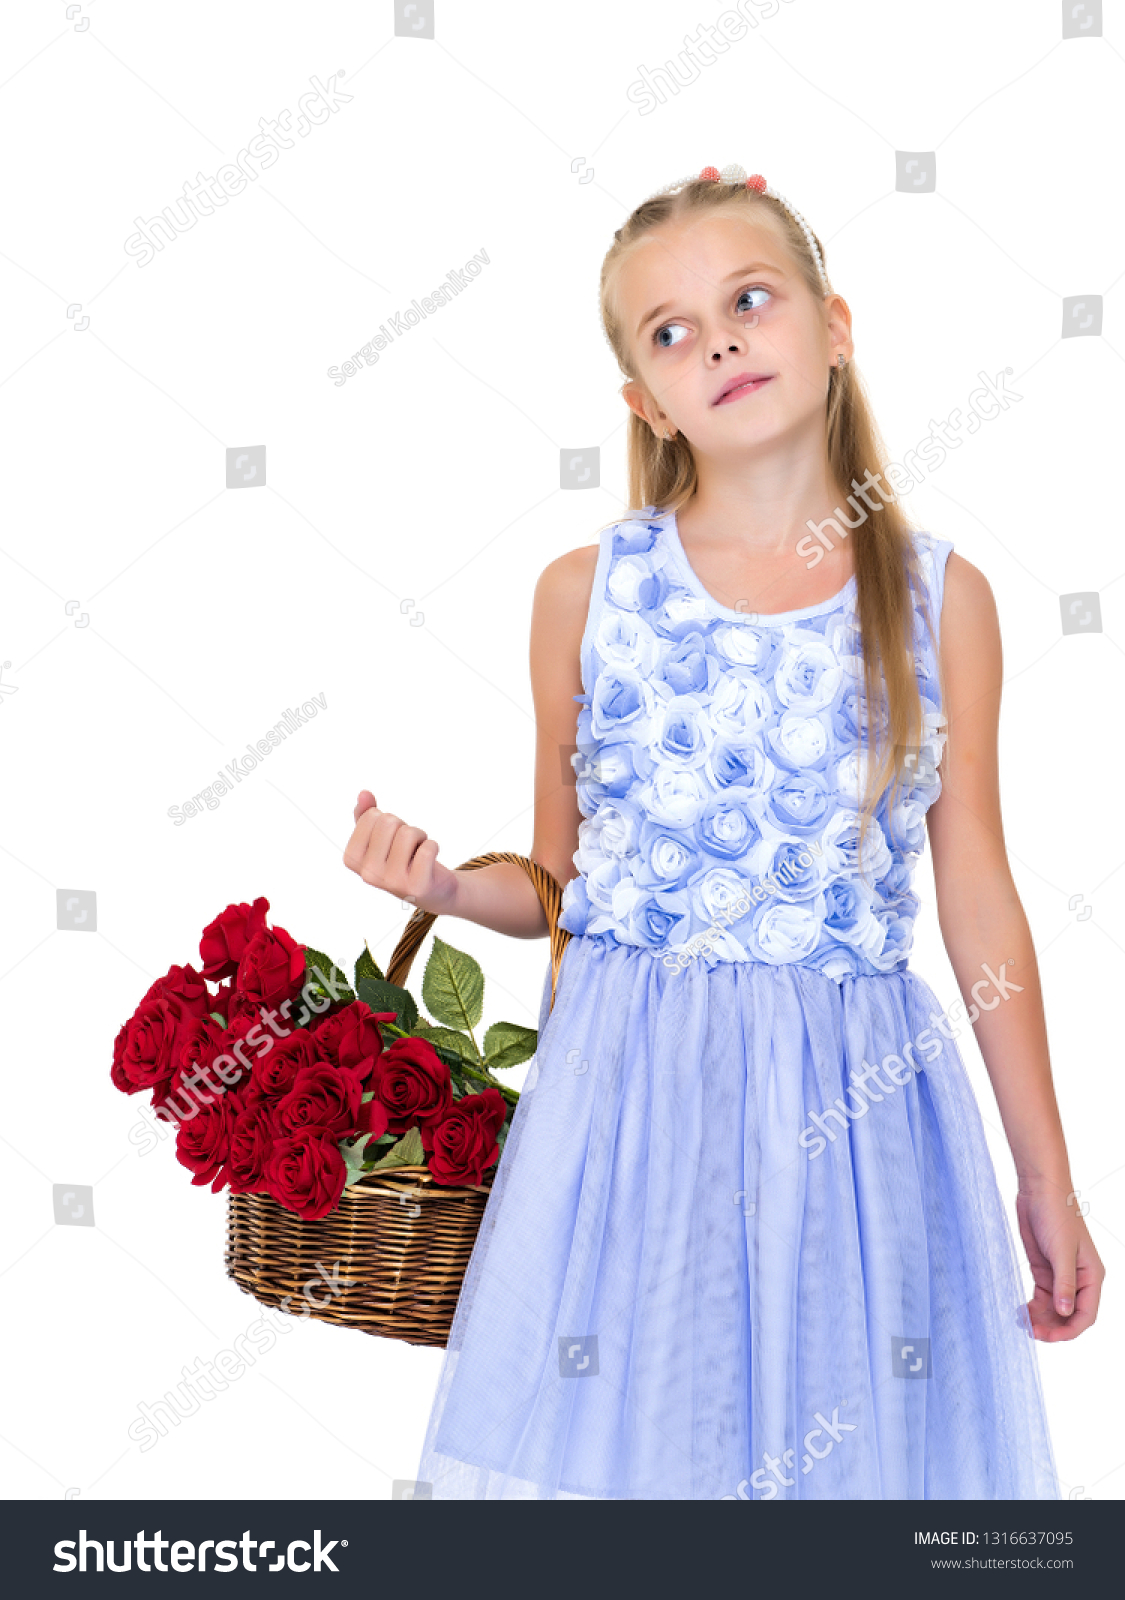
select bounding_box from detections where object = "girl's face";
[615,208,853,459]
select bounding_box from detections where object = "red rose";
[263,1128,347,1220]
[227,1103,277,1195]
[175,1094,238,1192]
[355,1096,390,1138]
[274,1063,363,1137]
[220,1010,281,1086]
[235,924,306,1010]
[367,1037,452,1135]
[422,1087,507,1186]
[199,897,270,982]
[243,1028,323,1108]
[111,1024,133,1095]
[226,988,260,1028]
[313,1000,393,1079]
[111,977,212,1096]
[151,1013,230,1122]
[140,962,212,1012]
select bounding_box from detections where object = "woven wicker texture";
[225,851,570,1347]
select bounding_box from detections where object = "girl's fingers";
[1052,1250,1077,1318]
[1032,1232,1105,1340]
[400,838,439,905]
[343,803,391,878]
[1062,1283,1100,1340]
[1069,1238,1105,1332]
[343,799,444,908]
[408,837,439,887]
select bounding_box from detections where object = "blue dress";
[415,507,1059,1500]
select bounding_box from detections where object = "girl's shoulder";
[534,522,615,604]
[941,548,998,631]
[534,507,662,609]
[533,509,667,698]
[909,525,953,581]
[910,530,998,656]
[910,527,992,604]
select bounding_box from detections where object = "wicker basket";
[224,851,572,1348]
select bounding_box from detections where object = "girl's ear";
[824,293,854,366]
[622,378,664,437]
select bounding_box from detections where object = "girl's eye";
[652,286,772,348]
[654,321,689,349]
[736,286,771,316]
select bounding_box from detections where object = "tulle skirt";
[414,933,1059,1500]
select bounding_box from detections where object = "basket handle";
[384,851,573,1017]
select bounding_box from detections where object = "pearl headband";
[646,163,830,294]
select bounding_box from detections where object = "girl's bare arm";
[927,552,1105,1340]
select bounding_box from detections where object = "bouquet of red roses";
[110,897,534,1220]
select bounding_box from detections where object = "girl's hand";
[1015,1187,1105,1342]
[343,790,459,915]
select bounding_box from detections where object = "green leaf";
[483,1021,538,1071]
[209,1011,227,1027]
[413,1021,481,1065]
[340,1132,375,1187]
[355,943,385,989]
[356,976,417,1032]
[303,946,355,1006]
[341,1132,373,1165]
[366,1125,426,1171]
[422,935,484,1031]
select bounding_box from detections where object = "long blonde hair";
[597,178,946,880]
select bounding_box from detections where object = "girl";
[344,164,1104,1500]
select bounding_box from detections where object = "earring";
[836,354,846,367]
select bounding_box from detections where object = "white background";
[0,0,1120,1501]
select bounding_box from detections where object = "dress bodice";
[557,507,953,980]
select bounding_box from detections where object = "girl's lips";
[714,375,773,405]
